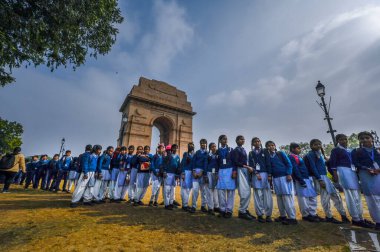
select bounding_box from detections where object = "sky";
[1,0,380,157]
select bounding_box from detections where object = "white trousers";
[192,180,206,208]
[343,189,363,222]
[92,180,102,201]
[205,187,219,210]
[237,168,251,213]
[320,189,346,218]
[181,187,191,207]
[71,172,95,203]
[218,189,235,213]
[150,179,161,202]
[164,185,175,206]
[254,188,273,217]
[67,179,75,192]
[276,194,296,219]
[365,194,380,223]
[297,195,317,217]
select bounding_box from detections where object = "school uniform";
[67,157,79,192]
[163,154,181,206]
[307,150,347,218]
[216,146,236,215]
[191,149,208,210]
[233,146,252,215]
[289,154,318,218]
[135,153,153,203]
[150,153,163,203]
[72,151,98,203]
[47,159,60,190]
[249,148,273,218]
[205,152,220,211]
[54,155,72,192]
[270,151,296,220]
[352,147,380,225]
[180,152,194,208]
[35,159,49,189]
[113,153,127,200]
[94,153,113,201]
[24,160,39,189]
[128,154,139,202]
[330,145,363,222]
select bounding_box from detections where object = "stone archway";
[118,77,196,157]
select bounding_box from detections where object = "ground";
[0,185,373,252]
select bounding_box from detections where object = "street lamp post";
[315,80,337,146]
[59,138,65,158]
[119,116,128,146]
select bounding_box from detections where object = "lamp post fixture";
[315,81,337,146]
[59,137,65,157]
[119,115,128,146]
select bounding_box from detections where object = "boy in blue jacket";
[24,155,39,189]
[163,144,181,210]
[149,144,165,207]
[180,142,195,211]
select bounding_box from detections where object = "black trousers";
[0,171,18,191]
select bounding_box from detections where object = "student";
[352,131,380,230]
[233,135,255,220]
[95,146,114,202]
[55,150,73,192]
[149,144,165,207]
[248,137,273,223]
[180,142,195,211]
[24,155,39,189]
[216,135,236,218]
[205,142,220,215]
[0,147,26,193]
[122,146,135,201]
[190,139,208,213]
[330,134,365,226]
[289,143,319,223]
[109,147,121,201]
[71,145,102,207]
[134,146,153,205]
[163,144,181,210]
[128,146,141,204]
[35,154,49,189]
[113,146,129,202]
[67,157,79,192]
[307,139,347,223]
[266,140,297,225]
[46,154,60,191]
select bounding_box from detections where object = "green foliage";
[0,117,23,155]
[0,0,124,86]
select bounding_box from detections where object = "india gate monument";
[118,77,196,156]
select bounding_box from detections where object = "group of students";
[66,131,379,230]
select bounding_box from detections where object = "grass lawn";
[0,185,373,251]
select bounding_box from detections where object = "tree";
[0,0,124,86]
[0,117,23,155]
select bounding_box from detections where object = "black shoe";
[257,215,266,223]
[173,200,181,207]
[275,216,287,222]
[133,201,139,206]
[302,215,319,223]
[214,207,220,213]
[83,202,93,206]
[282,219,298,225]
[169,204,174,210]
[149,201,153,206]
[246,210,257,219]
[138,201,144,206]
[100,200,106,204]
[153,202,158,207]
[341,215,350,224]
[92,200,101,204]
[182,206,189,212]
[219,211,225,218]
[363,219,375,228]
[70,203,79,208]
[201,206,208,213]
[315,215,325,222]
[266,216,273,223]
[189,207,196,213]
[52,190,58,193]
[238,212,253,220]
[127,199,133,204]
[375,223,380,231]
[224,212,232,218]
[325,217,342,224]
[208,209,215,216]
[165,205,173,210]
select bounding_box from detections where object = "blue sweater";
[206,152,218,173]
[89,153,100,173]
[329,146,352,169]
[49,160,60,172]
[248,148,271,174]
[60,156,73,171]
[26,161,39,171]
[352,147,380,171]
[306,151,327,179]
[37,159,50,171]
[269,151,292,178]
[192,149,208,171]
[80,151,91,174]
[217,146,234,170]
[232,146,248,168]
[289,154,309,185]
[137,153,153,173]
[98,153,112,170]
[163,154,180,174]
[181,152,194,172]
[151,154,163,176]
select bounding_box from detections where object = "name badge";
[255,163,260,171]
[127,164,130,169]
[351,164,356,172]
[374,162,380,169]
[223,159,227,165]
[212,168,215,174]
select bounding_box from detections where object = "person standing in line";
[180,143,195,211]
[0,147,26,193]
[163,144,181,210]
[24,155,39,189]
[149,144,165,207]
[205,142,220,215]
[134,145,153,206]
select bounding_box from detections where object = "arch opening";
[152,116,173,146]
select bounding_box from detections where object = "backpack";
[0,154,15,170]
